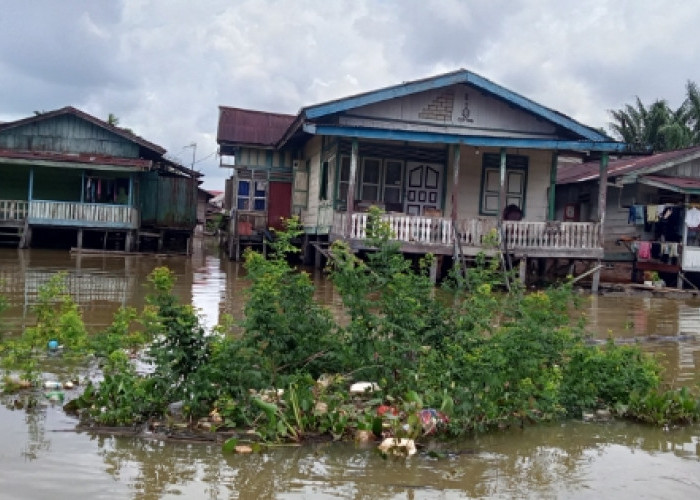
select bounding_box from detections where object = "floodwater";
[1,241,700,499]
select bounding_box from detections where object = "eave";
[302,124,631,153]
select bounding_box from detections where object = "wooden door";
[267,181,291,230]
[404,162,443,215]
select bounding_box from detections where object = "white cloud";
[1,0,699,189]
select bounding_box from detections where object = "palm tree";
[107,113,120,126]
[609,97,693,151]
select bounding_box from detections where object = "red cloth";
[638,241,651,259]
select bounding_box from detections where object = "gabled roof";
[217,106,296,148]
[219,69,633,154]
[300,68,611,142]
[0,106,166,155]
[557,145,700,184]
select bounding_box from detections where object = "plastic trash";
[47,340,59,350]
[377,438,417,456]
[44,391,65,402]
[43,381,61,390]
[350,382,380,394]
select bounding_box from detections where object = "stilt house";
[217,69,635,287]
[0,107,199,252]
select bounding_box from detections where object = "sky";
[1,0,699,190]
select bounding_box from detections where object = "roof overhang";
[303,123,631,153]
[0,154,151,172]
[302,69,610,142]
[638,176,700,195]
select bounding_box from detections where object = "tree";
[608,82,700,152]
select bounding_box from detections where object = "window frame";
[478,153,528,216]
[237,179,267,211]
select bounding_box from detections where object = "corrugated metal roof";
[0,148,152,169]
[644,175,700,191]
[0,106,167,155]
[557,146,700,184]
[217,106,296,147]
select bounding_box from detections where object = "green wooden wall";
[0,165,29,200]
[0,115,140,158]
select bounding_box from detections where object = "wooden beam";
[499,147,507,220]
[346,139,359,237]
[548,152,558,221]
[597,153,609,237]
[450,144,461,224]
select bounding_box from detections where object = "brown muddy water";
[1,241,700,499]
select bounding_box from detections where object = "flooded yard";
[1,243,700,499]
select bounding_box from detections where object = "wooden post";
[592,153,609,293]
[77,228,83,249]
[680,193,690,289]
[346,139,359,237]
[429,256,438,284]
[28,167,34,201]
[519,257,527,284]
[450,144,461,224]
[548,152,558,221]
[498,147,507,220]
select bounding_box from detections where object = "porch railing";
[332,212,601,252]
[502,221,600,250]
[0,200,28,222]
[28,200,138,229]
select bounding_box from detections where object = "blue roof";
[301,69,611,143]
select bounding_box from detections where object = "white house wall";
[445,146,552,221]
[300,136,323,228]
[342,84,558,139]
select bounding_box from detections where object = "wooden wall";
[0,115,140,158]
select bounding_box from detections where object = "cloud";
[1,0,699,189]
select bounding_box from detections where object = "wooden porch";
[330,211,602,259]
[28,200,138,229]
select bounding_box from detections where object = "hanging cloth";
[685,207,700,229]
[638,241,652,259]
[628,205,645,225]
[646,205,658,223]
[669,243,679,258]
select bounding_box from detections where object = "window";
[338,156,351,204]
[383,160,404,210]
[337,155,406,210]
[360,158,382,202]
[480,153,528,215]
[319,161,329,200]
[237,179,266,210]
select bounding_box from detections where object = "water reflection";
[76,422,700,499]
[3,245,700,497]
[585,294,700,387]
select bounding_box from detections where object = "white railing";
[28,200,137,228]
[0,200,28,222]
[332,211,601,252]
[502,221,600,250]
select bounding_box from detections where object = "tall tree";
[608,84,699,152]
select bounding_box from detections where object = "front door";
[404,162,443,215]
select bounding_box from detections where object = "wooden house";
[217,69,635,288]
[556,146,700,287]
[0,107,199,252]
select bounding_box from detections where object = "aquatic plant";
[0,273,89,383]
